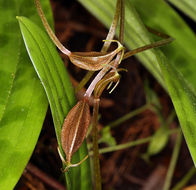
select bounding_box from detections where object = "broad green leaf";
[0,0,52,189]
[168,0,196,22]
[17,17,92,190]
[157,51,196,165]
[131,0,196,90]
[79,0,196,164]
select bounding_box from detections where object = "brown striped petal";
[61,99,90,163]
[69,41,123,71]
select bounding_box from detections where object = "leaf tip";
[16,16,21,20]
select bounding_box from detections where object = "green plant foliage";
[0,0,52,189]
[79,0,196,165]
[157,51,196,165]
[144,80,161,109]
[131,0,196,90]
[17,16,92,190]
[99,126,116,147]
[168,0,196,22]
[144,84,170,159]
[146,125,169,158]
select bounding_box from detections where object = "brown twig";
[26,163,66,190]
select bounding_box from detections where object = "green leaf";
[99,126,116,147]
[147,125,169,156]
[157,51,196,165]
[17,16,92,190]
[78,0,196,165]
[168,0,196,22]
[0,0,52,189]
[131,0,196,90]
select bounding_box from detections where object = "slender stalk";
[99,136,152,154]
[76,0,121,91]
[163,131,182,190]
[171,166,196,190]
[35,0,71,55]
[82,2,123,189]
[146,26,171,39]
[123,37,174,59]
[107,104,150,128]
[89,129,179,155]
[111,0,124,70]
[101,0,121,53]
[119,0,125,43]
[92,99,102,190]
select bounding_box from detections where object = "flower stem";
[163,131,182,190]
[123,37,174,59]
[119,0,125,43]
[92,99,102,190]
[89,128,179,155]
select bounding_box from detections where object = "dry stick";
[26,163,66,190]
